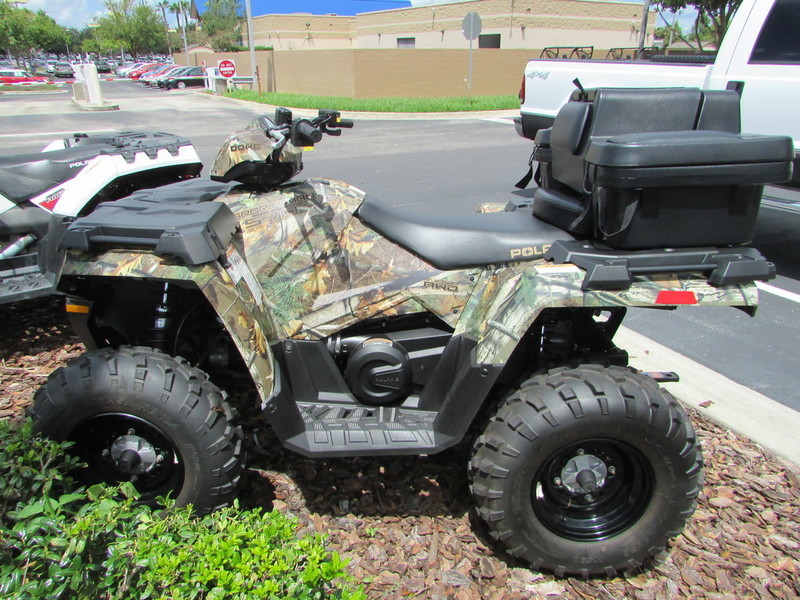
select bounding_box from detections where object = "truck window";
[749,0,800,64]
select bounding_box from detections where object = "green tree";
[0,2,10,56]
[93,0,164,58]
[654,1,743,50]
[0,6,67,63]
[200,0,242,51]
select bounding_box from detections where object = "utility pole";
[245,0,257,84]
[638,0,651,53]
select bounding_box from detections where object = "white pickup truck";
[515,0,800,196]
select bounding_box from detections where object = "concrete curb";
[71,99,120,111]
[0,88,67,96]
[617,326,800,466]
[198,91,520,120]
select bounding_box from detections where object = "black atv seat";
[357,196,573,270]
[0,147,103,204]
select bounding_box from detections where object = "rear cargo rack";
[546,240,776,290]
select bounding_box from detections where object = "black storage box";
[585,130,794,249]
[531,88,795,250]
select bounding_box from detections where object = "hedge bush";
[0,419,363,600]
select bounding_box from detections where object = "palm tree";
[170,2,182,33]
[157,0,172,56]
[178,0,192,32]
[171,1,189,59]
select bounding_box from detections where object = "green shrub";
[0,419,363,600]
[113,500,363,599]
[0,419,81,521]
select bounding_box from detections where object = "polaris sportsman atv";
[0,131,201,304]
[31,90,792,576]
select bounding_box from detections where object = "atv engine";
[327,328,451,406]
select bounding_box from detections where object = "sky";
[23,0,694,35]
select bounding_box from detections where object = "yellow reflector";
[66,303,90,314]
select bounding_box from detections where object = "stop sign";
[462,12,482,40]
[218,60,236,78]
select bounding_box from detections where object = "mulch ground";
[2,297,799,599]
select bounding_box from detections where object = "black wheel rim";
[70,413,185,504]
[531,438,653,541]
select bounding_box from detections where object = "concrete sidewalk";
[618,326,800,466]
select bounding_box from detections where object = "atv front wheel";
[470,365,702,577]
[30,346,243,514]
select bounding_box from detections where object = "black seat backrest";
[549,87,739,194]
[535,87,744,235]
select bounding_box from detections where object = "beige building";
[187,0,654,98]
[250,15,357,51]
[244,0,654,53]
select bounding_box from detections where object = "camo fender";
[456,260,759,365]
[60,246,277,403]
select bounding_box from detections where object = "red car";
[0,69,51,85]
[128,63,164,80]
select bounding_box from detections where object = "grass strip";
[0,84,61,92]
[225,89,518,112]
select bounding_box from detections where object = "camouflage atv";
[31,90,792,576]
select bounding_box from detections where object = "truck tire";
[469,365,702,576]
[29,346,243,514]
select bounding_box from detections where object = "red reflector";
[656,291,698,305]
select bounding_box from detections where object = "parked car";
[154,66,192,87]
[141,65,182,86]
[53,62,74,78]
[163,66,207,90]
[117,62,146,77]
[128,63,163,80]
[0,69,51,85]
[94,61,112,74]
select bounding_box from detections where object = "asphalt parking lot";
[2,79,799,426]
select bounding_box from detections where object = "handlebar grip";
[295,120,323,144]
[337,119,354,128]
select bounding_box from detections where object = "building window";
[397,37,415,49]
[478,34,501,49]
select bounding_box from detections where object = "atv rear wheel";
[469,365,702,577]
[29,346,243,514]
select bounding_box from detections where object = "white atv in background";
[0,131,201,304]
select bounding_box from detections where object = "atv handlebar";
[262,108,353,151]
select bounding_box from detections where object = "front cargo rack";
[59,196,239,266]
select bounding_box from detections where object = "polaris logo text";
[69,160,90,168]
[510,244,551,259]
[423,281,459,292]
[230,143,261,152]
[41,189,65,211]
